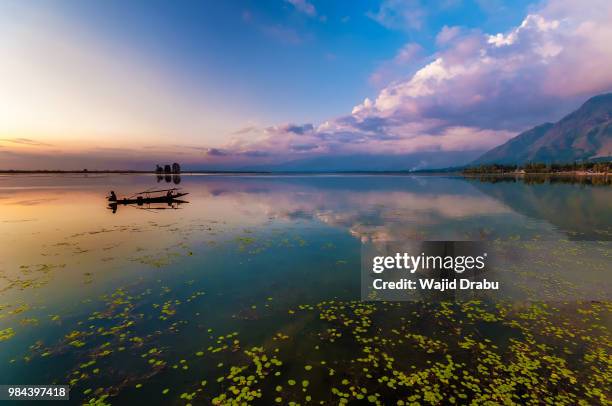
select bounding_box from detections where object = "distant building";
[164,164,172,173]
[172,163,181,174]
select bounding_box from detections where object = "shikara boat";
[107,188,189,206]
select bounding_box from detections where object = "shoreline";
[462,171,610,177]
[0,170,609,176]
[0,170,270,175]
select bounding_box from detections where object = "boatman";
[108,191,117,201]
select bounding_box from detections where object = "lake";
[0,174,610,405]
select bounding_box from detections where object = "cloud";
[367,0,426,31]
[283,123,314,134]
[232,125,258,135]
[0,138,52,146]
[216,0,612,165]
[207,148,229,157]
[243,4,312,44]
[285,0,316,17]
[241,150,270,158]
[290,143,318,151]
[360,3,612,133]
[369,42,424,86]
[436,25,462,45]
[394,42,423,64]
[241,2,319,46]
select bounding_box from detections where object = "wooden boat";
[108,188,189,205]
[109,194,188,205]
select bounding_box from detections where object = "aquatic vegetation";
[236,236,256,251]
[0,327,15,341]
[131,252,181,268]
[0,263,65,293]
[7,278,612,405]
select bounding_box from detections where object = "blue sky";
[1,0,611,170]
[61,0,534,123]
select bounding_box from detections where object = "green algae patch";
[0,327,15,342]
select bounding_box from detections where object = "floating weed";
[130,252,180,268]
[20,317,39,326]
[236,236,256,252]
[273,332,289,341]
[0,327,15,341]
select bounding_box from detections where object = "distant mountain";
[239,150,485,172]
[473,93,612,165]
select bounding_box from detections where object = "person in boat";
[108,191,117,202]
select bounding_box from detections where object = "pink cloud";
[369,42,424,87]
[436,25,462,46]
[394,42,423,64]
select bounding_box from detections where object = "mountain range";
[472,93,612,165]
[239,150,484,172]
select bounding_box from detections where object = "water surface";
[0,174,610,405]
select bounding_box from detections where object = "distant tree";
[155,165,163,173]
[164,164,171,173]
[172,162,181,174]
[462,160,611,174]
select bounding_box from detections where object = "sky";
[1,0,612,170]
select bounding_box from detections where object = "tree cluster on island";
[155,163,181,174]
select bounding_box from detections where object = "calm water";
[0,174,610,405]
